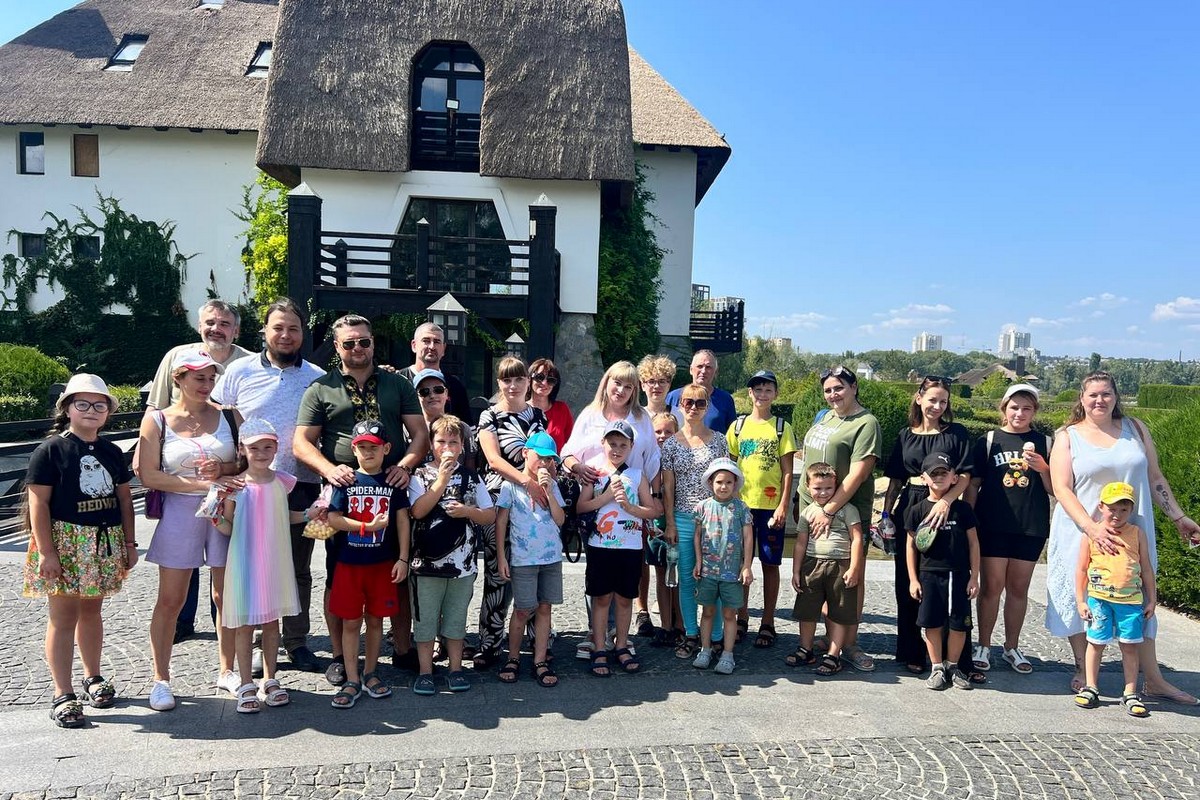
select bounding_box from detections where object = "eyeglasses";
[339,337,373,351]
[531,373,559,386]
[418,385,447,398]
[71,399,110,413]
[681,398,708,410]
[820,366,854,382]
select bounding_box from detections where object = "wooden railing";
[690,301,745,354]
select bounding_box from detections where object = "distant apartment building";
[998,328,1032,358]
[767,337,792,351]
[912,332,942,353]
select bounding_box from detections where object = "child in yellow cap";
[1073,481,1156,717]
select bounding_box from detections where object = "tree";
[1089,352,1102,372]
[236,172,289,313]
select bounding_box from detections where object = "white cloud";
[1151,296,1200,321]
[1126,325,1142,335]
[749,312,830,334]
[867,303,955,331]
[880,316,952,330]
[1075,292,1129,309]
[1027,316,1076,328]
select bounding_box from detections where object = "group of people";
[20,299,1200,729]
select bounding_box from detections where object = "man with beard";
[399,322,472,424]
[295,314,429,675]
[144,299,253,644]
[210,298,327,673]
[145,300,252,410]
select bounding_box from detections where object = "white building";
[998,328,1032,358]
[912,332,942,353]
[0,0,731,405]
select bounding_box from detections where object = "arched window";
[411,43,483,172]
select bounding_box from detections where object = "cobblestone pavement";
[1,734,1198,800]
[4,530,1199,799]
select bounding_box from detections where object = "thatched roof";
[628,48,730,202]
[0,0,277,131]
[256,0,635,185]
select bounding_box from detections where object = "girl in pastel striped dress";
[213,419,305,713]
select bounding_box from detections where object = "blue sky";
[6,2,1199,359]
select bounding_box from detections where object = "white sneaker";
[216,670,240,696]
[693,648,713,669]
[714,652,736,675]
[149,680,176,711]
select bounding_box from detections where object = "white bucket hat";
[57,373,117,413]
[702,457,744,493]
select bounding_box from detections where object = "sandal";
[811,635,830,655]
[651,628,677,648]
[589,649,611,677]
[235,683,261,714]
[753,625,777,649]
[636,610,655,638]
[971,644,992,672]
[613,647,641,674]
[412,674,437,696]
[735,618,749,645]
[80,676,116,709]
[1002,647,1033,674]
[362,671,392,699]
[472,648,500,671]
[497,658,521,683]
[967,670,988,685]
[431,638,448,663]
[330,681,361,709]
[533,661,558,687]
[324,655,347,687]
[674,635,700,660]
[815,653,843,676]
[257,678,290,707]
[49,693,86,729]
[1122,692,1150,718]
[1074,685,1100,709]
[785,646,816,668]
[842,645,876,673]
[446,671,471,693]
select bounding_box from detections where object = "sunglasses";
[339,337,373,351]
[531,373,559,386]
[71,399,110,413]
[418,385,447,398]
[922,375,953,386]
[820,366,854,382]
[681,398,708,410]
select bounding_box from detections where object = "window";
[18,132,44,175]
[18,233,46,259]
[396,198,512,293]
[73,235,101,264]
[411,43,484,172]
[105,34,148,71]
[73,134,100,177]
[197,0,225,8]
[246,42,272,77]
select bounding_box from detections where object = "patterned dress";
[221,471,302,627]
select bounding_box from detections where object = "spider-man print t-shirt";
[329,472,408,565]
[475,405,547,494]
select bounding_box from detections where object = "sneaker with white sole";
[971,644,992,672]
[714,652,736,675]
[149,680,176,711]
[926,665,949,690]
[949,666,973,690]
[216,670,240,696]
[575,641,594,660]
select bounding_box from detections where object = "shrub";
[1055,389,1077,402]
[1145,399,1200,614]
[110,384,144,413]
[0,344,70,399]
[1137,385,1200,410]
[0,394,44,423]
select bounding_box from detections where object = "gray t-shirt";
[795,500,861,560]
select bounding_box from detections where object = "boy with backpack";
[726,370,797,649]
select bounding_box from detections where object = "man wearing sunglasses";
[400,322,472,425]
[665,350,737,434]
[295,314,430,673]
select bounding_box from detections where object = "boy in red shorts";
[325,420,411,708]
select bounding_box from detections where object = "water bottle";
[665,544,680,588]
[878,512,897,556]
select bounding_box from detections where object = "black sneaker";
[392,648,420,672]
[287,645,321,673]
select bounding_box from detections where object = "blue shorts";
[1086,595,1144,645]
[750,509,785,566]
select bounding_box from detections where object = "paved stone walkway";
[3,524,1200,799]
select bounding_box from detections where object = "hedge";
[0,394,43,423]
[0,344,70,399]
[1137,384,1200,410]
[1144,399,1200,615]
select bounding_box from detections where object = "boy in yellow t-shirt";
[726,370,796,648]
[1073,481,1156,717]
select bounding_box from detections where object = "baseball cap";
[702,457,744,492]
[1100,482,1136,505]
[920,451,954,475]
[1001,383,1040,403]
[603,420,636,442]
[524,430,560,460]
[172,349,225,374]
[239,418,278,445]
[747,370,778,388]
[351,419,388,446]
[412,368,445,387]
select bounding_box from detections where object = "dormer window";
[105,34,147,71]
[411,42,483,172]
[247,42,272,77]
[197,0,225,8]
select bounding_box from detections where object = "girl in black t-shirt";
[968,384,1052,675]
[22,374,136,728]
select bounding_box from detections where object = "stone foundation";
[554,312,605,413]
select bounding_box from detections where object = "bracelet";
[1172,513,1186,523]
[822,508,836,519]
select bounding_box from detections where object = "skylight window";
[105,34,148,71]
[246,42,272,77]
[197,0,225,8]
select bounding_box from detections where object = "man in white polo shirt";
[211,298,327,672]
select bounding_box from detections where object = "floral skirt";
[23,520,129,598]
